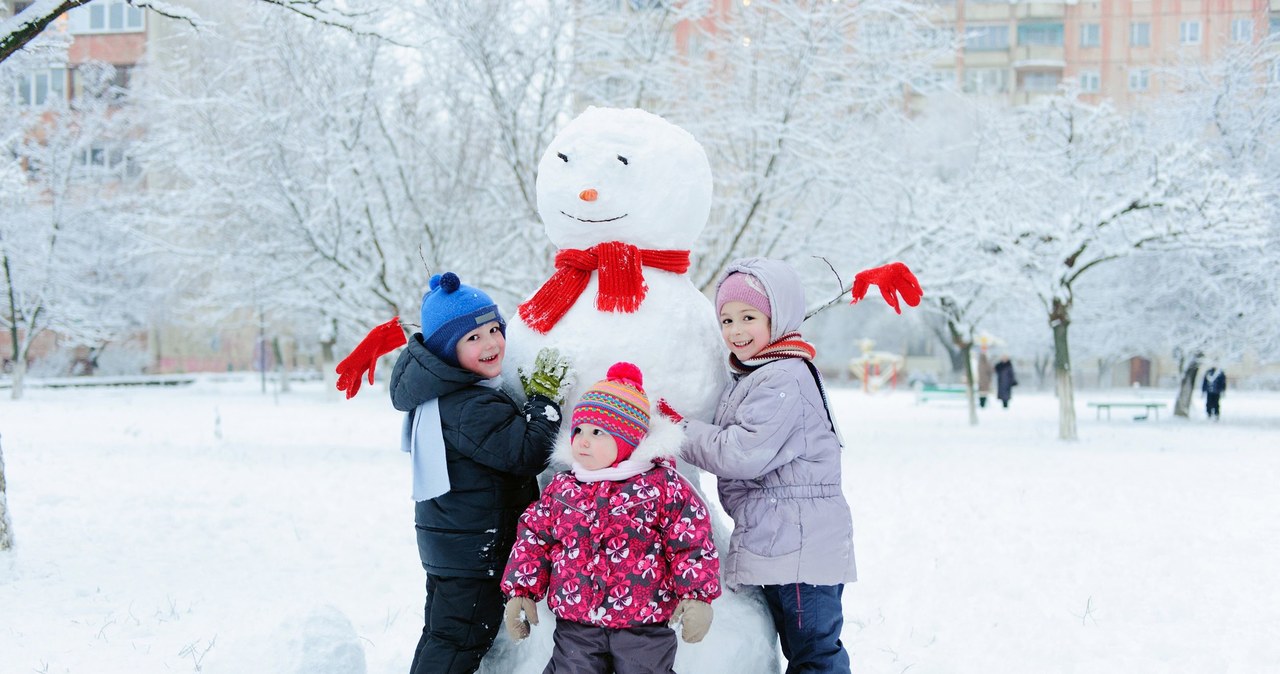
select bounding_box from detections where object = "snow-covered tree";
[974,93,1269,439]
[0,0,380,64]
[0,432,11,551]
[136,2,575,365]
[1061,38,1280,413]
[2,43,152,397]
[571,0,950,291]
[1156,36,1280,411]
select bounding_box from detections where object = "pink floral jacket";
[501,442,721,628]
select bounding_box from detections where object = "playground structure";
[848,339,905,393]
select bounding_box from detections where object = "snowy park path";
[2,378,1277,673]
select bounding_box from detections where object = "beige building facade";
[925,0,1280,106]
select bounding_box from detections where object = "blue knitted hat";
[420,272,506,366]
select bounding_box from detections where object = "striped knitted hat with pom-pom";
[571,362,651,463]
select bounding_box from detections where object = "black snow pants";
[409,574,504,674]
[1206,392,1221,418]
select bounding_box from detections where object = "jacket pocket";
[415,525,497,565]
[738,497,802,558]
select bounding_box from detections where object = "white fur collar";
[550,412,685,470]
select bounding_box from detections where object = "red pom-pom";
[607,361,643,388]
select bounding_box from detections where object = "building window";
[1271,16,1280,35]
[1018,23,1064,46]
[1231,19,1254,43]
[11,67,66,107]
[1128,68,1149,91]
[911,69,952,94]
[1079,70,1100,93]
[1080,23,1101,48]
[75,143,141,180]
[1179,21,1201,45]
[1130,22,1151,47]
[70,64,132,101]
[929,25,957,47]
[965,25,1009,51]
[963,68,1009,94]
[1021,71,1060,92]
[69,0,145,34]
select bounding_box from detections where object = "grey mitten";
[519,347,573,404]
[668,599,713,643]
[503,596,539,641]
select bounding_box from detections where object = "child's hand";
[668,599,713,643]
[657,398,684,424]
[519,347,573,404]
[850,262,923,315]
[503,596,539,641]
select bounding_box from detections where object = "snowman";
[487,106,781,673]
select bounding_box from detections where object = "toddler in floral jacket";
[500,362,721,673]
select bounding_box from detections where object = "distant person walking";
[977,351,994,408]
[1202,366,1227,420]
[994,355,1017,409]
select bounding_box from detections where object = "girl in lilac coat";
[501,363,721,674]
[669,257,857,674]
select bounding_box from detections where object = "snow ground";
[1,377,1277,673]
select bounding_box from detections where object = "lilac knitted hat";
[716,272,772,318]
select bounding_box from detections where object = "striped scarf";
[729,331,817,374]
[730,331,845,448]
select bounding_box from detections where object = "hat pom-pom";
[437,272,461,293]
[607,362,643,388]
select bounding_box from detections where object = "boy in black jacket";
[390,272,567,674]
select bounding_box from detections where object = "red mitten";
[657,398,684,423]
[850,262,923,314]
[335,317,407,399]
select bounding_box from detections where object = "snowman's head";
[536,107,712,250]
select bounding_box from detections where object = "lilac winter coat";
[681,257,857,589]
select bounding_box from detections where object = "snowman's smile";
[561,210,629,224]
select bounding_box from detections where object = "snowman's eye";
[617,155,629,165]
[557,152,569,162]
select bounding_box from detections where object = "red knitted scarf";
[729,331,817,374]
[517,241,691,334]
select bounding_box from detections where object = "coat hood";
[716,257,807,342]
[551,412,684,470]
[392,334,485,405]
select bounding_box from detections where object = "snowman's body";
[487,107,780,673]
[509,270,726,423]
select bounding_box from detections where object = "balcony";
[965,49,1013,67]
[964,4,1013,21]
[1015,3,1067,20]
[1013,90,1057,105]
[1011,44,1065,68]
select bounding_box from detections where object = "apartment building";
[926,0,1280,106]
[6,0,148,178]
[4,0,278,375]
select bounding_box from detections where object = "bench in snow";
[1086,401,1168,421]
[915,385,968,404]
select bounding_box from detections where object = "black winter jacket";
[1202,368,1227,396]
[390,334,561,579]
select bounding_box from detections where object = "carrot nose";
[579,189,598,202]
